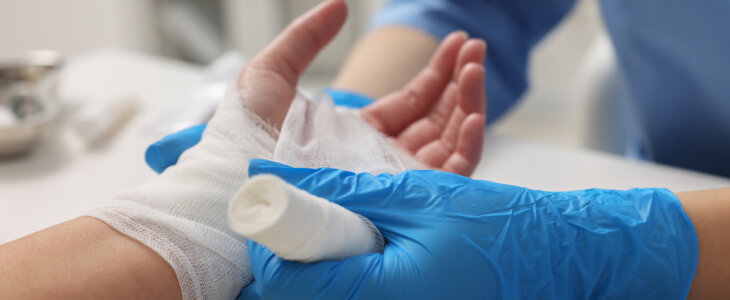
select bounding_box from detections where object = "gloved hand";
[241,159,699,299]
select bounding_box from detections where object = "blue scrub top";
[370,0,730,177]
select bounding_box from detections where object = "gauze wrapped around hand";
[87,1,489,297]
[144,89,375,174]
[87,86,422,299]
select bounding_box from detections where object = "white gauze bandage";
[229,175,384,262]
[87,86,423,299]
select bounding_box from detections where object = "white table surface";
[2,49,729,244]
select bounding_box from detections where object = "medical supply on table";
[0,50,63,156]
[229,175,384,262]
[88,84,420,299]
[71,96,137,146]
[241,159,699,299]
[0,106,16,127]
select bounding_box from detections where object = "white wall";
[0,0,160,57]
[223,0,385,75]
[492,0,603,148]
[0,0,383,73]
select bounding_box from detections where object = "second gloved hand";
[243,159,698,299]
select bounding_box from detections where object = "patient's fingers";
[360,32,487,176]
[361,31,466,135]
[440,46,487,176]
[256,0,348,86]
[441,113,486,175]
[431,40,485,137]
[396,40,486,146]
[398,60,486,175]
[414,112,484,176]
[456,42,487,115]
[441,63,486,149]
[452,39,487,81]
[395,82,458,154]
[396,61,484,154]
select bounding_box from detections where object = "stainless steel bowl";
[0,50,64,156]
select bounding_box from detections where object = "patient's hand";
[361,33,487,176]
[185,0,486,176]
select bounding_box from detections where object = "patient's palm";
[362,34,487,176]
[236,0,486,177]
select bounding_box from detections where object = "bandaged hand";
[242,159,698,299]
[88,0,487,298]
[88,1,351,298]
[147,20,487,177]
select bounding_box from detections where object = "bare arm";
[677,188,730,299]
[0,217,181,299]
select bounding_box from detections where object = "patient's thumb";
[256,0,347,86]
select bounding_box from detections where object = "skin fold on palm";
[235,0,487,176]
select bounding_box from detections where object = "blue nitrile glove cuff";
[542,187,699,299]
[239,159,698,299]
[145,89,373,174]
[145,124,207,173]
[323,88,374,109]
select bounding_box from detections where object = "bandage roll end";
[228,175,384,262]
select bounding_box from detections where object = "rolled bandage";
[228,175,384,262]
[72,96,137,146]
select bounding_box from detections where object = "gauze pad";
[229,175,384,262]
[88,86,422,299]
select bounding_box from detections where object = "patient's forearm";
[332,26,439,98]
[0,217,181,299]
[677,188,730,299]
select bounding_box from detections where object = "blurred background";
[0,0,605,150]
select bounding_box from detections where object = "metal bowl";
[0,50,64,157]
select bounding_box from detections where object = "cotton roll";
[72,96,137,146]
[228,175,384,262]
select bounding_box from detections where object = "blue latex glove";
[145,89,374,174]
[239,159,698,299]
[145,124,207,173]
